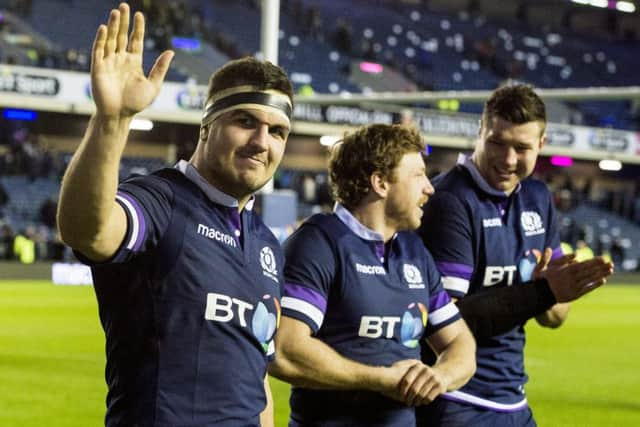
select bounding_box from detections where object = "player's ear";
[200,124,210,143]
[539,132,547,150]
[370,171,389,198]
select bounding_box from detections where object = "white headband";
[201,85,292,127]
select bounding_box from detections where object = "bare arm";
[260,374,274,427]
[268,316,418,401]
[57,3,173,261]
[535,302,569,328]
[399,319,476,406]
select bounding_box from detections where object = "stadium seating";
[2,0,638,128]
[561,203,640,271]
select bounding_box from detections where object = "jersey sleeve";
[422,248,461,337]
[281,223,336,334]
[75,174,173,265]
[419,191,474,298]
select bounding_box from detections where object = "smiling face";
[384,152,434,231]
[193,107,290,204]
[472,116,545,194]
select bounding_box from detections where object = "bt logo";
[358,316,400,339]
[358,302,427,348]
[483,265,517,286]
[205,292,280,353]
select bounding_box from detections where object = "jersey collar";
[334,203,386,242]
[175,160,255,211]
[457,153,521,198]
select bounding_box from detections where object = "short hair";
[483,84,546,131]
[207,56,294,107]
[329,124,425,209]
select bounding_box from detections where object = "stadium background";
[1,0,639,425]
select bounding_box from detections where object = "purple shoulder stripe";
[428,290,452,312]
[116,191,147,252]
[436,261,473,280]
[284,282,327,313]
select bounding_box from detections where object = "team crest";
[260,246,279,283]
[520,211,545,237]
[403,264,425,289]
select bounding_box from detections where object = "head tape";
[201,85,292,127]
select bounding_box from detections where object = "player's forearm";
[456,279,557,341]
[269,336,388,392]
[431,325,476,391]
[535,302,569,328]
[58,114,132,248]
[260,375,274,427]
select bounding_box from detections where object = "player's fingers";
[91,25,107,70]
[116,2,130,53]
[104,8,120,56]
[148,51,174,90]
[533,248,552,279]
[424,382,446,404]
[578,278,605,297]
[416,378,441,405]
[405,368,432,406]
[548,253,575,267]
[128,11,145,53]
[398,363,423,397]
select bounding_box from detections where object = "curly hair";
[329,124,425,209]
[483,84,546,132]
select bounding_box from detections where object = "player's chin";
[408,213,422,230]
[237,172,269,193]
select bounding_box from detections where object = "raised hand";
[91,3,174,119]
[543,256,614,302]
[532,247,576,280]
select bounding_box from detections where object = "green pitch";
[1,280,639,426]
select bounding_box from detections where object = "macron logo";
[356,263,386,275]
[483,217,502,228]
[197,223,237,247]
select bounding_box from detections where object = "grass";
[1,280,639,426]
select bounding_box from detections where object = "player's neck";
[349,202,396,243]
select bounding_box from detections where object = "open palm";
[91,3,173,118]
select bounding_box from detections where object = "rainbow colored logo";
[251,294,281,353]
[400,302,428,348]
[519,248,542,282]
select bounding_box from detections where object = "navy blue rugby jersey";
[281,204,460,426]
[418,155,562,412]
[80,160,283,427]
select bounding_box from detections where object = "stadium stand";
[2,0,639,128]
[1,0,640,269]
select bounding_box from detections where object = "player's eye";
[235,114,257,128]
[270,126,287,139]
